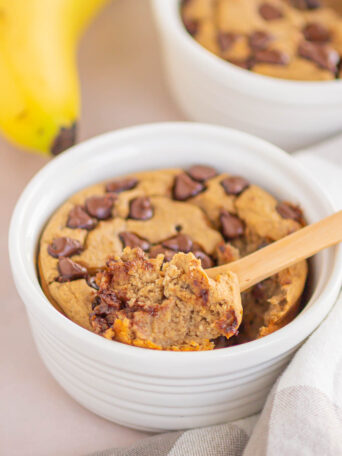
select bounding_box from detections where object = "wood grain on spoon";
[207,210,342,292]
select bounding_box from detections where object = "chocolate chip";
[48,237,83,258]
[228,58,253,70]
[173,173,204,201]
[298,41,339,73]
[105,177,138,193]
[303,23,331,42]
[252,281,266,300]
[187,165,217,182]
[67,205,96,230]
[249,31,273,50]
[221,176,250,195]
[98,288,123,310]
[149,245,176,262]
[87,276,99,290]
[119,232,150,251]
[259,3,283,20]
[162,234,193,252]
[276,202,303,221]
[58,257,88,282]
[216,309,239,336]
[93,302,117,318]
[85,195,114,220]
[91,295,101,310]
[290,0,320,10]
[183,18,198,36]
[220,210,244,239]
[217,32,238,52]
[193,250,214,269]
[129,197,153,220]
[254,49,290,65]
[213,336,230,349]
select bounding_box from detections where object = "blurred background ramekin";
[151,0,342,152]
[9,123,342,431]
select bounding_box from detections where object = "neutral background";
[0,1,184,455]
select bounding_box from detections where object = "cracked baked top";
[38,165,308,350]
[181,0,342,81]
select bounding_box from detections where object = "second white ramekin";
[9,123,342,431]
[151,0,342,152]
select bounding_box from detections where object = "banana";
[0,0,109,155]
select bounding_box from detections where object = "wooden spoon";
[206,210,342,291]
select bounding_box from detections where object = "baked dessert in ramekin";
[9,123,342,430]
[38,166,307,351]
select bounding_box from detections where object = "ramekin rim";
[8,122,342,364]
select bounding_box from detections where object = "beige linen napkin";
[89,135,342,456]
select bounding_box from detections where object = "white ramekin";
[9,123,342,431]
[151,0,342,152]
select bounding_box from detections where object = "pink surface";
[0,1,183,454]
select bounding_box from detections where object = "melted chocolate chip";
[99,289,123,310]
[162,234,193,252]
[217,32,238,52]
[67,205,96,230]
[105,177,138,193]
[220,210,244,239]
[119,232,150,251]
[129,197,153,220]
[183,18,198,36]
[213,336,230,349]
[91,295,101,310]
[91,315,110,334]
[94,302,117,318]
[228,58,253,70]
[149,245,176,262]
[193,250,214,269]
[252,281,266,300]
[173,173,204,201]
[298,41,339,73]
[48,237,83,258]
[249,31,273,50]
[187,165,217,182]
[259,3,283,20]
[87,276,99,290]
[216,309,239,336]
[290,0,320,10]
[303,23,331,42]
[58,257,88,282]
[85,195,114,220]
[221,176,250,195]
[276,202,303,221]
[254,49,290,65]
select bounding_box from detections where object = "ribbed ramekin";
[9,123,342,431]
[151,0,342,152]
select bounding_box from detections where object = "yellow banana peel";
[0,0,109,155]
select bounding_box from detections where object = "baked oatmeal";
[38,166,308,350]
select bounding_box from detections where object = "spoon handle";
[207,210,342,292]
